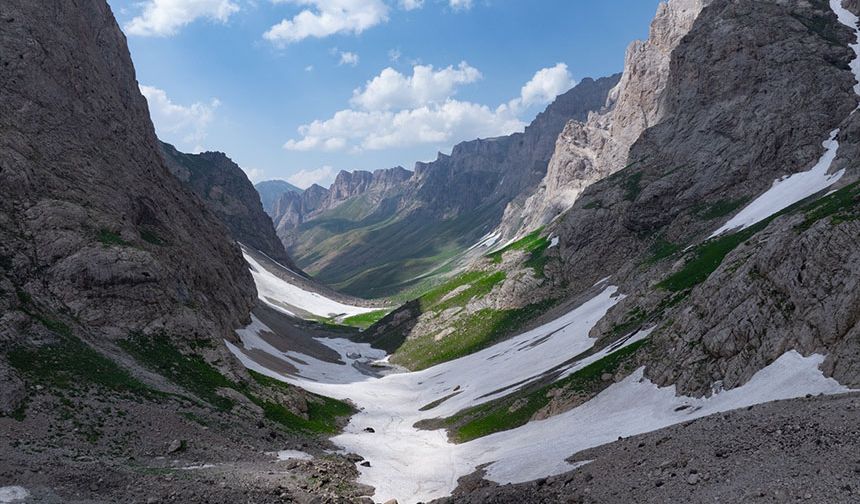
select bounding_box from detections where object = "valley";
[2,0,860,503]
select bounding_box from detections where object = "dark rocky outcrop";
[159,142,297,269]
[0,0,255,346]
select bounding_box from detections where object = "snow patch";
[243,252,376,319]
[467,232,501,252]
[271,450,314,461]
[710,129,844,237]
[0,487,29,503]
[478,351,848,485]
[548,234,560,248]
[831,0,860,99]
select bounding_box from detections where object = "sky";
[106,0,662,188]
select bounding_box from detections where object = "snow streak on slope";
[713,1,859,237]
[710,130,844,237]
[228,268,851,503]
[243,252,376,319]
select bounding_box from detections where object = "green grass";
[119,336,354,435]
[120,333,236,410]
[485,228,553,277]
[486,228,548,264]
[646,238,681,264]
[391,300,555,371]
[7,324,152,397]
[249,370,354,434]
[445,339,648,442]
[694,198,749,220]
[418,270,507,311]
[797,181,860,230]
[97,229,128,247]
[656,222,765,292]
[340,310,390,329]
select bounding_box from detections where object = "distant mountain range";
[258,74,621,298]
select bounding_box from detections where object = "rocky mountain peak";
[503,0,709,236]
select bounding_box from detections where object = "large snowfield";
[228,273,851,503]
[243,251,376,319]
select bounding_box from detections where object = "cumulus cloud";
[284,62,559,153]
[264,0,389,44]
[504,63,574,113]
[350,62,481,111]
[140,85,220,152]
[282,63,574,154]
[339,51,360,66]
[125,0,239,37]
[287,166,337,188]
[284,101,523,152]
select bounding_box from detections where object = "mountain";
[159,142,298,270]
[255,179,303,216]
[275,75,621,298]
[359,0,860,420]
[499,0,708,237]
[271,166,413,251]
[0,2,370,502]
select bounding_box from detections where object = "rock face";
[507,0,709,235]
[255,179,302,217]
[0,0,255,344]
[159,142,297,269]
[276,76,619,296]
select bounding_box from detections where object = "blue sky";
[107,0,661,188]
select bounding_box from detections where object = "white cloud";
[244,167,266,183]
[125,0,239,37]
[264,0,389,44]
[399,0,424,10]
[282,62,573,154]
[305,65,315,72]
[140,85,220,152]
[287,166,337,188]
[449,0,473,10]
[350,62,481,111]
[339,51,360,66]
[504,63,574,113]
[388,48,402,63]
[284,101,524,152]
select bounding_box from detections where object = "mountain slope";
[255,179,303,217]
[223,2,860,502]
[159,142,298,270]
[0,3,373,502]
[279,75,621,298]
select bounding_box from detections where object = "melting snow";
[228,269,855,503]
[0,487,28,503]
[467,232,501,252]
[548,234,560,248]
[243,252,376,319]
[710,129,844,237]
[272,450,314,461]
